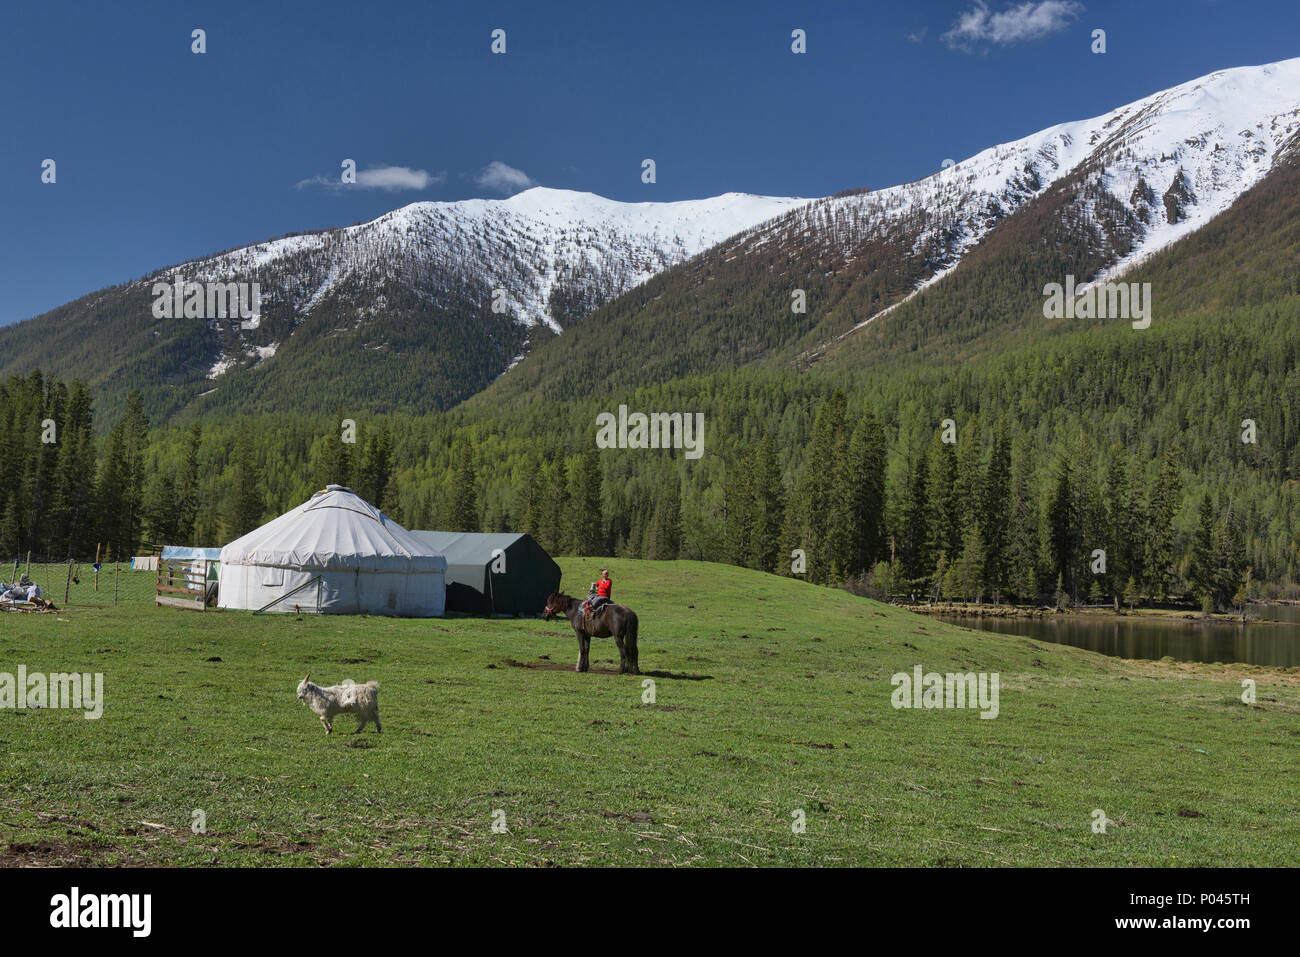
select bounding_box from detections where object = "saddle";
[581,596,610,627]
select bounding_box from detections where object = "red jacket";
[596,577,612,598]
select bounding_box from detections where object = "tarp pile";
[0,576,56,613]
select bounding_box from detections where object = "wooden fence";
[156,558,210,611]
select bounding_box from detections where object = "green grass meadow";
[2,558,1297,866]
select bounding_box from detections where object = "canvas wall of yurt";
[409,531,560,616]
[218,486,446,616]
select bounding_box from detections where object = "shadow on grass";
[496,658,713,680]
[640,669,713,681]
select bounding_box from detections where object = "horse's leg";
[623,631,638,675]
[614,632,627,674]
[627,615,640,675]
[576,631,590,672]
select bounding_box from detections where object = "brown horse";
[542,591,640,674]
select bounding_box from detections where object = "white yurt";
[217,485,446,616]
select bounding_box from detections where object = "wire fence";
[3,557,162,607]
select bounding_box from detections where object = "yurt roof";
[219,485,446,572]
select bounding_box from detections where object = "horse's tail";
[627,610,639,644]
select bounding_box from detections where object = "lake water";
[936,604,1300,667]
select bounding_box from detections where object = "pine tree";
[953,413,982,536]
[1123,576,1140,611]
[1007,434,1040,602]
[724,448,755,567]
[646,472,682,560]
[449,440,480,532]
[954,524,987,602]
[1076,460,1105,605]
[144,473,180,544]
[899,452,931,585]
[981,420,1011,601]
[571,449,604,555]
[845,408,887,577]
[928,437,961,567]
[932,552,950,602]
[0,497,20,558]
[357,422,394,508]
[1145,448,1182,599]
[747,434,784,573]
[51,380,97,558]
[197,476,222,546]
[789,392,849,583]
[226,426,264,538]
[780,466,808,578]
[319,410,355,488]
[1103,449,1131,608]
[381,471,403,524]
[175,422,202,545]
[1047,454,1077,600]
[518,449,542,539]
[6,372,42,555]
[95,423,130,560]
[1213,504,1245,609]
[1124,449,1150,589]
[1189,493,1217,608]
[120,390,150,554]
[25,374,61,551]
[540,457,570,554]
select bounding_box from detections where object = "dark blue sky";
[3,0,1297,325]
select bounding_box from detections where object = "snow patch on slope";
[207,354,236,379]
[174,188,811,333]
[784,57,1300,308]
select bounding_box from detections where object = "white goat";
[296,674,382,734]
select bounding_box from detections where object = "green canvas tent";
[409,531,560,616]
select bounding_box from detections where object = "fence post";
[64,561,72,605]
[114,563,120,605]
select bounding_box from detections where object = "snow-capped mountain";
[5,57,1299,421]
[479,57,1300,401]
[174,187,809,344]
[140,187,808,390]
[729,57,1300,339]
[0,186,810,418]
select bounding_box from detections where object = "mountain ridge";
[5,57,1300,422]
[480,56,1300,406]
[0,187,811,421]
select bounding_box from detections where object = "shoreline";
[900,601,1293,624]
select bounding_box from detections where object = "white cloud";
[356,166,444,190]
[942,1,1083,51]
[475,161,536,194]
[296,165,444,191]
[906,27,928,44]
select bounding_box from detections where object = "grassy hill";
[2,559,1295,866]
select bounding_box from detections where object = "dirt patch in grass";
[1133,659,1300,685]
[499,657,624,676]
[0,838,113,867]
